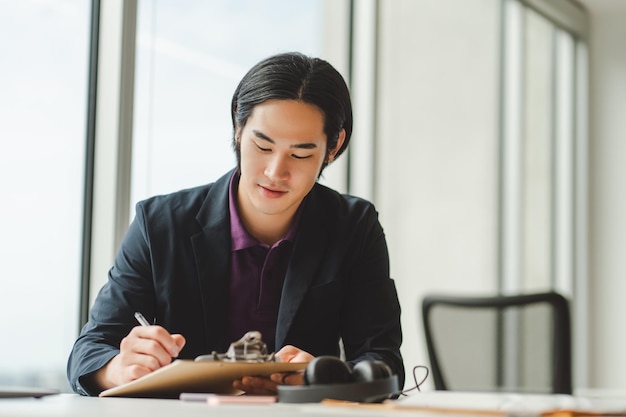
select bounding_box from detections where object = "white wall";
[375,0,501,388]
[581,0,626,389]
[375,0,626,390]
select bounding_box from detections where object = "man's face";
[236,99,329,229]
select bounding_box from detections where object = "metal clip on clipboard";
[194,331,277,363]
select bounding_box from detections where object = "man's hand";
[232,345,314,395]
[91,325,186,391]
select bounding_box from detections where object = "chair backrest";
[421,291,572,394]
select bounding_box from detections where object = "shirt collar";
[228,170,304,251]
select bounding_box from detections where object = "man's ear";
[234,127,243,150]
[327,129,346,163]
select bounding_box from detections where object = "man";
[67,52,404,396]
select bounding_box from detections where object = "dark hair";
[231,52,352,174]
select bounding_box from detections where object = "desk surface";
[4,391,626,417]
[0,394,431,417]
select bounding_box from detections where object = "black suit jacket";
[67,169,404,395]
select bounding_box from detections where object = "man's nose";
[264,154,290,180]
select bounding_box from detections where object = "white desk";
[0,394,428,417]
[5,391,626,417]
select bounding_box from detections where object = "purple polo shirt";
[226,171,303,351]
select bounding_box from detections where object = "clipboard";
[99,359,306,398]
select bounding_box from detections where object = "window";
[131,0,341,207]
[0,1,91,391]
[499,0,588,387]
[86,0,351,327]
[499,0,587,297]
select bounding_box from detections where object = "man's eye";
[255,143,271,152]
[292,154,312,160]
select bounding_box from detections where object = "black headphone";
[277,356,399,403]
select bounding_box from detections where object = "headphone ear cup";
[351,360,392,383]
[304,356,353,385]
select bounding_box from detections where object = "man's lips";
[259,184,288,198]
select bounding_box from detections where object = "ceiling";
[577,0,626,14]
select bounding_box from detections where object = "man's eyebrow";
[253,130,275,144]
[252,130,318,150]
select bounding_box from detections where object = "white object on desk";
[179,392,276,404]
[391,390,626,415]
[0,386,58,399]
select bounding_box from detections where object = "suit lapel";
[191,170,233,352]
[189,174,335,352]
[275,186,333,348]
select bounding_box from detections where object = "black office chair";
[421,291,572,394]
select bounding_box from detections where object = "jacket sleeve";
[66,205,155,396]
[340,204,405,388]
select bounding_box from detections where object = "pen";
[134,311,152,327]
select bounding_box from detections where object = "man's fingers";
[129,325,182,358]
[233,376,278,395]
[271,371,304,386]
[121,363,154,382]
[274,345,300,362]
[171,334,186,355]
[275,345,314,363]
[122,335,171,367]
[97,327,185,390]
